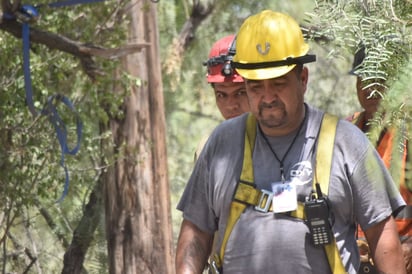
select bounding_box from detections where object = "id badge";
[271,181,297,213]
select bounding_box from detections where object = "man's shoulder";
[306,105,367,144]
[306,104,325,122]
[213,113,249,134]
[203,113,248,151]
[334,115,371,149]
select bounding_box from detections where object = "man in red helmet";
[204,34,249,120]
[194,35,250,160]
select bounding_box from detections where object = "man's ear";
[301,67,309,93]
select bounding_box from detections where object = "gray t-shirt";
[177,104,405,274]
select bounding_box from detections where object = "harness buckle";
[208,260,221,274]
[254,189,273,213]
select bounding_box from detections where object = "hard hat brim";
[236,65,296,80]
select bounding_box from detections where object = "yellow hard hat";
[232,10,316,80]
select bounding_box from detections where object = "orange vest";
[348,112,412,238]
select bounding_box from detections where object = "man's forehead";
[214,82,245,93]
[245,75,288,84]
[214,82,244,88]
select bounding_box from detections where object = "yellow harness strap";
[216,114,256,268]
[314,114,346,273]
[215,113,346,273]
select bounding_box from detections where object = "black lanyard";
[259,110,307,181]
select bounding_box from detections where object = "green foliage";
[368,59,412,188]
[305,0,412,187]
[0,0,126,271]
[306,0,412,90]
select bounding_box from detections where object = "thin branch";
[6,232,38,274]
[388,0,407,24]
[61,169,104,274]
[34,200,70,249]
[0,19,149,79]
[177,0,215,51]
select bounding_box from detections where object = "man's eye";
[273,81,287,87]
[248,85,261,91]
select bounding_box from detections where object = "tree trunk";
[61,178,103,274]
[104,1,174,273]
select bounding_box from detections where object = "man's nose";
[261,86,278,103]
[226,96,239,109]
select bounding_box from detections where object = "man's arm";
[364,216,406,274]
[176,219,214,274]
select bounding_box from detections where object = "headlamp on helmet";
[203,35,244,83]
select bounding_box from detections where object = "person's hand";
[357,239,371,263]
[402,241,412,274]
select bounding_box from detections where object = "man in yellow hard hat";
[176,10,405,274]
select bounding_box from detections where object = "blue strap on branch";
[46,0,105,8]
[45,94,83,202]
[21,13,83,201]
[22,21,38,117]
[7,0,105,201]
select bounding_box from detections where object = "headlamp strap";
[203,55,226,67]
[232,54,316,70]
[203,36,237,68]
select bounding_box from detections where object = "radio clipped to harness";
[304,183,333,246]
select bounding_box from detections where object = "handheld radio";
[304,183,333,246]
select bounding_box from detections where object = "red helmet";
[204,35,244,83]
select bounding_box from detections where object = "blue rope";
[10,0,104,201]
[22,22,38,117]
[45,95,83,202]
[47,0,105,8]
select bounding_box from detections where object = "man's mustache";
[259,101,283,111]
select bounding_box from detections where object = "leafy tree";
[1,0,173,272]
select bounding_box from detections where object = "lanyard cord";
[259,108,307,181]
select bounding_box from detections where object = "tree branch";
[163,0,214,79]
[0,19,149,80]
[176,0,215,52]
[61,158,105,274]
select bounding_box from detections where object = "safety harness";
[211,113,347,273]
